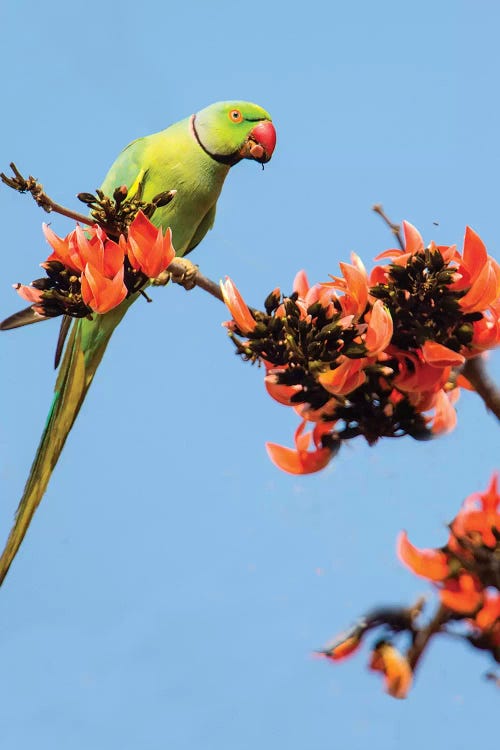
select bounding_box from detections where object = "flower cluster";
[222,222,500,474]
[399,473,500,659]
[14,210,175,318]
[317,474,500,699]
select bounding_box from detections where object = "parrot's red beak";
[240,120,276,163]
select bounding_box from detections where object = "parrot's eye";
[229,109,243,123]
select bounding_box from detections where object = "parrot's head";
[191,101,276,167]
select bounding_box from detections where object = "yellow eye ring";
[229,109,243,123]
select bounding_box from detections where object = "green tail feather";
[0,299,134,586]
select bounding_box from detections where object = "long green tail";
[0,301,132,586]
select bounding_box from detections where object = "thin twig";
[1,163,94,226]
[373,203,404,250]
[461,357,500,421]
[407,604,450,671]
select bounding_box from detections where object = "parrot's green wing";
[0,100,275,586]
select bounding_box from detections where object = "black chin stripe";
[191,114,242,167]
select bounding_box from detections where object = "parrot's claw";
[167,258,199,291]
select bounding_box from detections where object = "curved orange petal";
[264,375,302,406]
[459,261,500,312]
[14,283,44,304]
[320,634,361,662]
[81,263,127,314]
[369,643,413,700]
[220,277,257,334]
[318,358,366,396]
[402,221,425,255]
[397,531,450,581]
[365,300,393,355]
[462,226,488,283]
[421,340,465,368]
[440,574,483,614]
[428,389,457,435]
[293,270,310,299]
[474,592,500,631]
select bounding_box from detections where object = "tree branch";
[461,357,500,421]
[407,604,450,671]
[1,163,94,226]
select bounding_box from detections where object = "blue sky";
[1,1,499,747]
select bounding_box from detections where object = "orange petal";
[402,221,425,255]
[320,633,361,662]
[462,226,488,283]
[14,283,44,303]
[365,300,393,355]
[428,389,457,435]
[440,574,483,614]
[474,592,500,630]
[220,277,257,334]
[397,531,450,581]
[293,270,310,299]
[318,358,366,396]
[264,375,302,406]
[266,421,334,474]
[421,340,465,368]
[459,261,500,312]
[369,643,413,699]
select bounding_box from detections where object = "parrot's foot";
[151,270,171,287]
[167,258,199,291]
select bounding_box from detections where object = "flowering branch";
[319,474,500,698]
[1,163,224,303]
[2,166,499,429]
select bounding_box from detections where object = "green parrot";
[0,100,276,586]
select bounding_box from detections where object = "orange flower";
[266,420,335,475]
[124,210,175,278]
[80,262,127,314]
[325,253,369,316]
[369,642,413,699]
[440,573,484,614]
[397,531,450,582]
[43,223,119,274]
[220,277,257,334]
[473,592,500,633]
[43,222,128,314]
[455,227,500,312]
[450,473,500,548]
[374,220,424,266]
[318,357,366,396]
[392,350,451,394]
[470,305,500,351]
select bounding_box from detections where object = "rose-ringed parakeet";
[0,100,276,586]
